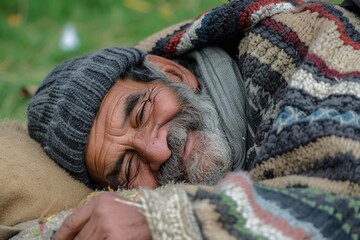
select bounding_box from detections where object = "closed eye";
[116,152,135,189]
[125,152,134,186]
[123,152,140,189]
[136,101,146,126]
[136,90,153,127]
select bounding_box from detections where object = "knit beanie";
[27,47,146,188]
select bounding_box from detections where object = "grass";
[1,0,226,122]
[1,0,341,122]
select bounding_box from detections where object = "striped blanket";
[136,0,360,239]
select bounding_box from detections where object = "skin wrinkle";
[86,77,231,189]
[138,107,170,163]
[84,56,232,189]
[93,120,103,178]
[113,93,129,130]
[125,93,142,125]
[103,94,131,179]
[99,137,111,180]
[103,90,138,179]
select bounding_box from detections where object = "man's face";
[86,58,231,189]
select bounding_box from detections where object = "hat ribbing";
[27,47,146,188]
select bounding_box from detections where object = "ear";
[146,54,199,91]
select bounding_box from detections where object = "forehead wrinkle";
[96,137,111,177]
[89,119,104,178]
[103,91,125,128]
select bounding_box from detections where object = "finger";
[72,217,97,240]
[75,214,117,240]
[52,208,89,240]
[72,199,121,240]
[52,193,118,240]
[52,197,99,239]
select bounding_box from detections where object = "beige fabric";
[134,20,192,52]
[0,120,92,229]
[0,220,38,240]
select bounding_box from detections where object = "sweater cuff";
[139,185,201,240]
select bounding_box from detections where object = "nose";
[131,126,171,171]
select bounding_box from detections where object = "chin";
[185,131,232,185]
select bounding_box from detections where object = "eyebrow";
[123,93,142,126]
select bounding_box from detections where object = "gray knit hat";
[27,47,146,188]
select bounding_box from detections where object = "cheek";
[130,163,158,189]
[153,91,181,121]
[86,134,123,185]
[85,127,100,177]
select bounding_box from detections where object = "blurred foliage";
[0,0,342,122]
[0,0,225,122]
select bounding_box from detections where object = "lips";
[182,131,195,167]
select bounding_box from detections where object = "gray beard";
[157,82,232,186]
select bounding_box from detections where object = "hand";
[52,192,151,240]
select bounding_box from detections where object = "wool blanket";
[136,0,360,238]
[12,0,360,239]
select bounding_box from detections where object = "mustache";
[157,101,204,184]
[156,82,231,185]
[156,83,204,183]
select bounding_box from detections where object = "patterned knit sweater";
[137,0,360,239]
[11,0,360,239]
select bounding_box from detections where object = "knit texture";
[139,185,202,240]
[192,172,360,239]
[137,0,360,238]
[146,0,360,192]
[27,47,145,188]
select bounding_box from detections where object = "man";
[22,0,360,239]
[27,46,247,190]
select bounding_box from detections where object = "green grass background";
[0,0,340,122]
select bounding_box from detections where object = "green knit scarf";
[179,47,249,170]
